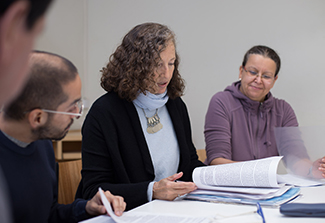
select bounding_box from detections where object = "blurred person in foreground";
[0,1,54,222]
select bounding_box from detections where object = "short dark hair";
[3,50,78,120]
[100,22,185,101]
[0,0,53,29]
[242,45,281,77]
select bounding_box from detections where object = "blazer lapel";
[122,100,155,178]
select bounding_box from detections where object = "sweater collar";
[133,91,169,111]
[0,130,35,155]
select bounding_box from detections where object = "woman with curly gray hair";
[78,22,204,211]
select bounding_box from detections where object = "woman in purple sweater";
[204,45,325,178]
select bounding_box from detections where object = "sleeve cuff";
[147,181,155,202]
[73,199,91,222]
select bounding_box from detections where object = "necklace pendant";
[142,108,163,134]
[147,122,163,134]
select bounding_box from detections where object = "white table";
[129,186,325,222]
[81,186,325,223]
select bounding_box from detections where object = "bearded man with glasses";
[0,51,125,223]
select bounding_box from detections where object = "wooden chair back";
[58,159,82,204]
[196,149,207,163]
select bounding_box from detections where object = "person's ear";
[270,74,279,88]
[28,109,48,129]
[0,1,30,58]
[239,66,244,79]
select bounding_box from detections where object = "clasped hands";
[152,172,197,200]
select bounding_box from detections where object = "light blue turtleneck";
[133,91,180,201]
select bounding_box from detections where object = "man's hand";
[85,190,126,217]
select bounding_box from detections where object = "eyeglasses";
[212,202,265,223]
[243,66,274,81]
[41,99,84,119]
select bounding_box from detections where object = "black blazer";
[77,92,204,210]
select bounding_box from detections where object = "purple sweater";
[204,81,298,164]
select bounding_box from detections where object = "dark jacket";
[78,92,204,210]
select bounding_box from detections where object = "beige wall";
[36,0,325,155]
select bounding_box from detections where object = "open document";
[193,156,282,190]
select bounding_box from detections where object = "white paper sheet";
[277,174,325,187]
[80,188,211,223]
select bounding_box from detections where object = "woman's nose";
[254,73,262,83]
[158,65,167,76]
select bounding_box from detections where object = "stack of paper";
[184,156,301,207]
